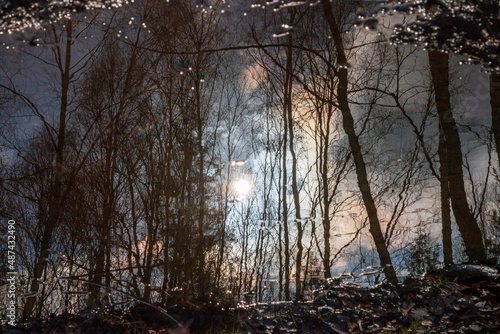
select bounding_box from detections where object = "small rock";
[409,307,430,321]
[422,319,433,326]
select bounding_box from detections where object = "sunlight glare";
[233,179,251,197]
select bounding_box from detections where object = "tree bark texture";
[321,0,398,284]
[428,50,486,263]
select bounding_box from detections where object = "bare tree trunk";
[277,160,283,300]
[255,128,274,301]
[194,73,208,301]
[439,127,453,265]
[23,20,73,318]
[161,95,174,302]
[491,73,500,168]
[282,87,291,301]
[289,106,303,300]
[428,50,486,263]
[320,109,333,279]
[143,209,159,301]
[89,126,116,306]
[321,0,398,284]
[283,36,304,300]
[89,217,109,306]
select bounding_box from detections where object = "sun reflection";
[233,179,251,197]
